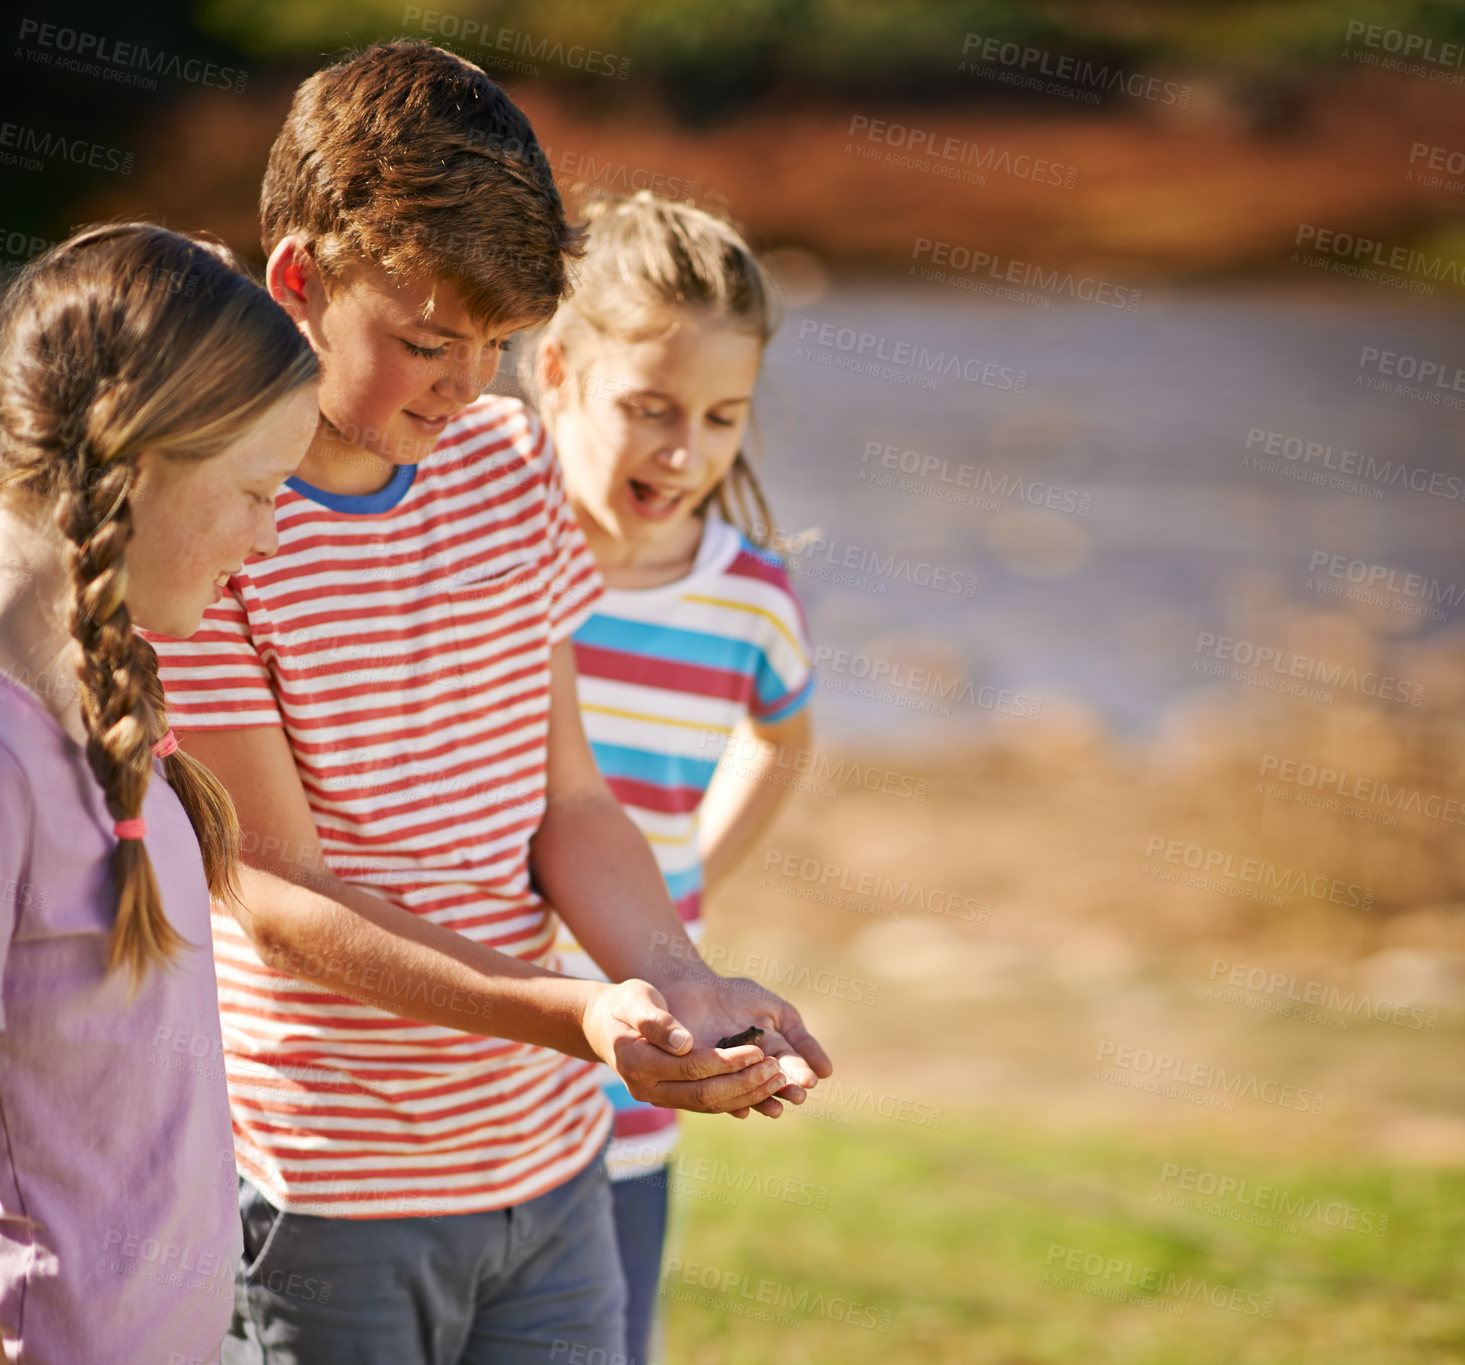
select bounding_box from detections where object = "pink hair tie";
[113,818,147,841]
[152,730,179,758]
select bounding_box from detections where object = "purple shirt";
[0,675,240,1363]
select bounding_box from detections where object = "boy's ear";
[265,238,315,322]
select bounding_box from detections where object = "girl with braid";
[0,223,317,1362]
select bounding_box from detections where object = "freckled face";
[126,384,318,638]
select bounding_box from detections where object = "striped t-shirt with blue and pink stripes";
[558,515,815,1176]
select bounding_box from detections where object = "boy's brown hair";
[260,39,581,327]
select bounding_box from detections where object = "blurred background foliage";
[191,0,1465,100]
[9,0,1465,272]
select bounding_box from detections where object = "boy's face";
[269,242,526,474]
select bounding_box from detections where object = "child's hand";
[581,978,791,1116]
[655,972,834,1119]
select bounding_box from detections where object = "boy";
[149,40,830,1365]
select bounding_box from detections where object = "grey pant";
[222,1149,627,1365]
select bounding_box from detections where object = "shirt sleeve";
[535,416,604,646]
[142,581,285,731]
[750,556,816,723]
[0,740,34,1031]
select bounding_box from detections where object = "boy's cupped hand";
[583,976,833,1120]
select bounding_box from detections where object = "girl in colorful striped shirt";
[530,191,816,1362]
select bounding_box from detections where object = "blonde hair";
[0,223,319,990]
[530,190,781,544]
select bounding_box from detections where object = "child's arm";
[529,641,832,1114]
[697,708,812,893]
[180,724,791,1118]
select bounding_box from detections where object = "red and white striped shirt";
[148,395,610,1219]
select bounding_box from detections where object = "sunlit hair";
[0,222,319,990]
[528,190,782,544]
[260,39,582,329]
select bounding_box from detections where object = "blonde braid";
[54,439,186,988]
[0,221,316,991]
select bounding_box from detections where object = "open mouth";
[628,480,690,519]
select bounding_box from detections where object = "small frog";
[716,1025,765,1049]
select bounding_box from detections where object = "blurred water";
[751,279,1465,744]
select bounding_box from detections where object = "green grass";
[657,1111,1465,1364]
